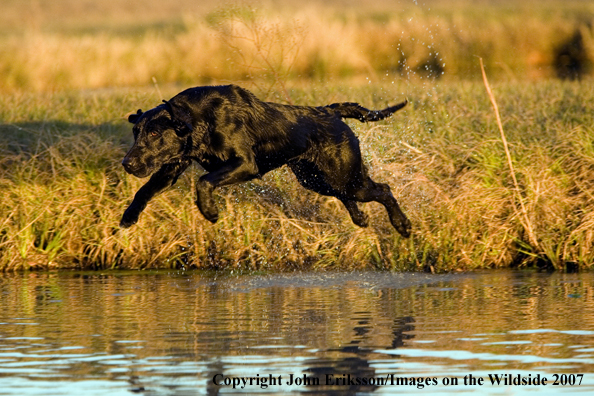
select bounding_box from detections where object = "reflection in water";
[0,270,593,395]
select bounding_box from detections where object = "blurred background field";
[1,0,594,92]
[1,0,594,272]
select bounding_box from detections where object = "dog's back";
[170,84,407,173]
[174,84,406,126]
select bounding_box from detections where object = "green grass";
[1,80,594,271]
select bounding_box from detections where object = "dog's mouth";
[127,168,152,178]
[122,160,153,178]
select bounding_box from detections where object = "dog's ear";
[128,109,143,124]
[163,100,193,137]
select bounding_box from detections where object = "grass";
[1,1,594,92]
[1,79,594,272]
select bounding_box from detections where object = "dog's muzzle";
[121,156,151,178]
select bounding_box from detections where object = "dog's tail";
[325,100,407,122]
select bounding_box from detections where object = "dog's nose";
[122,157,134,172]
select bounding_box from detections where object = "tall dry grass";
[1,80,594,272]
[1,1,594,92]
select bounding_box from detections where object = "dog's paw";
[120,209,139,228]
[119,218,137,228]
[351,212,369,228]
[395,217,412,238]
[204,211,219,224]
[195,185,219,223]
[196,200,219,223]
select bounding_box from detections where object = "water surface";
[0,270,593,395]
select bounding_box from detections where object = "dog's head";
[122,101,193,178]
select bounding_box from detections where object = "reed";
[1,79,593,272]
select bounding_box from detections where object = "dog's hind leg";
[340,199,369,227]
[349,180,411,238]
[291,157,411,236]
[320,135,411,237]
[289,160,369,227]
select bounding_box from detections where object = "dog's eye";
[150,131,159,137]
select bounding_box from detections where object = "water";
[0,270,593,395]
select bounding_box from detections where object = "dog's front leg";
[195,157,259,223]
[120,161,190,228]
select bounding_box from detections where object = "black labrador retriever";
[121,85,411,237]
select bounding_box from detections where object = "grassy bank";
[1,0,594,92]
[1,80,594,272]
[2,0,593,271]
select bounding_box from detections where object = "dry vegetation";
[1,0,594,271]
[1,0,594,92]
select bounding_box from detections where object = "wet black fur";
[121,85,411,237]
